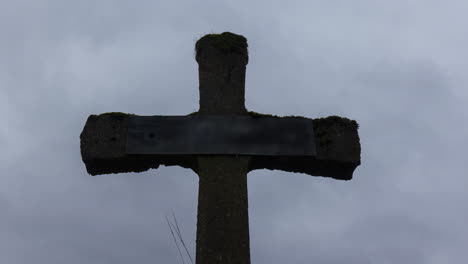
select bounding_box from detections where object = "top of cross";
[195,32,249,115]
[195,32,249,61]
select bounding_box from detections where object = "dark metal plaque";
[126,115,316,156]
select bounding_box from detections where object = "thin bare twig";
[172,211,194,264]
[166,216,185,264]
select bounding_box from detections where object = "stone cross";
[80,32,361,264]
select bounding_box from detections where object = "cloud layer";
[2,0,467,263]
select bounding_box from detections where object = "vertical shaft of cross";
[194,32,251,264]
[196,156,250,264]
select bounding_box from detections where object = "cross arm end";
[79,113,194,175]
[248,115,361,180]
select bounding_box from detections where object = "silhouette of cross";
[80,32,361,264]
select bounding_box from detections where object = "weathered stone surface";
[80,112,360,180]
[79,31,362,264]
[195,33,252,263]
[196,156,251,264]
[196,32,248,115]
[248,115,360,180]
[79,113,193,175]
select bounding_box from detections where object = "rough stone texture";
[79,113,156,175]
[195,32,252,264]
[195,32,248,115]
[80,113,194,175]
[79,31,361,264]
[248,115,361,180]
[195,156,250,264]
[80,113,360,180]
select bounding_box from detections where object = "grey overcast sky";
[2,0,468,263]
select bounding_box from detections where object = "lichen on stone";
[195,32,248,58]
[97,112,135,120]
[246,111,278,118]
[313,115,359,129]
[313,115,359,148]
[246,111,308,119]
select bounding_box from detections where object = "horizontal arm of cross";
[80,112,360,180]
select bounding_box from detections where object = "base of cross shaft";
[195,156,251,264]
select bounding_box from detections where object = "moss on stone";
[195,32,248,57]
[246,111,308,119]
[246,111,278,118]
[313,116,359,147]
[190,111,278,118]
[98,112,135,120]
[313,115,359,129]
[187,111,358,149]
